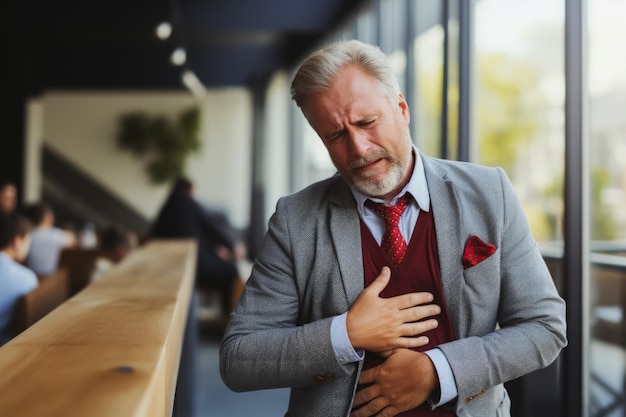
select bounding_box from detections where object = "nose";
[346,127,370,157]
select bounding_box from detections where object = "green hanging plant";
[117,106,201,183]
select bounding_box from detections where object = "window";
[475,0,565,244]
[588,1,626,415]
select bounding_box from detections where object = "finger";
[365,266,391,296]
[352,380,383,415]
[350,397,388,417]
[396,335,430,349]
[400,304,441,322]
[352,384,377,409]
[390,291,435,310]
[401,318,439,335]
[358,367,377,386]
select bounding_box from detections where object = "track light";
[170,47,187,66]
[155,21,172,40]
[182,69,206,98]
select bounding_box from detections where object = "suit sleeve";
[219,197,355,392]
[437,167,567,409]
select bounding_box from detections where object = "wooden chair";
[11,268,69,337]
[58,248,104,296]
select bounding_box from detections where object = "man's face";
[301,65,413,202]
[0,184,17,214]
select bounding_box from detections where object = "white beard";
[344,134,412,198]
[350,160,406,197]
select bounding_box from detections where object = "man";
[90,224,135,282]
[151,177,245,315]
[0,212,38,345]
[220,40,567,417]
[23,202,77,276]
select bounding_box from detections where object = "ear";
[397,93,410,125]
[10,235,22,251]
[12,234,31,262]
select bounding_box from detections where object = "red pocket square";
[463,235,496,269]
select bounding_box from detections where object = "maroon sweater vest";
[357,209,456,416]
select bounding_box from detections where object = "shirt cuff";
[330,312,364,364]
[425,348,458,407]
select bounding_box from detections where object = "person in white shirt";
[23,202,76,276]
[0,212,38,345]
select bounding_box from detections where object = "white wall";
[24,100,44,204]
[263,71,291,224]
[26,89,252,229]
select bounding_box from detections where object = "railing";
[0,239,196,417]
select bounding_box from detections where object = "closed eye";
[325,130,345,142]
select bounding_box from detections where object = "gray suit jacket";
[220,153,567,417]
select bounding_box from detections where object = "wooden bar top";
[0,239,197,417]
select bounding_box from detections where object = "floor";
[192,308,290,417]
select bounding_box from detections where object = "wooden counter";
[0,239,197,417]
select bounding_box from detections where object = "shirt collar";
[350,145,430,215]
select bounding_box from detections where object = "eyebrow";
[323,110,381,139]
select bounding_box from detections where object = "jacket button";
[314,375,325,382]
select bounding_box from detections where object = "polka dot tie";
[365,193,412,267]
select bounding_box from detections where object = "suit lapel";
[421,154,465,338]
[328,179,364,306]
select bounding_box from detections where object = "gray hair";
[290,40,401,108]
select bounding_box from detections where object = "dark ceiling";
[6,0,366,94]
[1,0,367,191]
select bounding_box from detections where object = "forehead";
[1,185,16,195]
[302,66,389,123]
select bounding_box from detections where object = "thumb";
[367,266,391,296]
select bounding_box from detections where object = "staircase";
[42,144,150,234]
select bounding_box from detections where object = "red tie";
[365,194,412,267]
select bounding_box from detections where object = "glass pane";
[588,1,626,416]
[411,0,444,156]
[474,1,565,416]
[379,0,408,94]
[445,0,460,161]
[474,0,565,244]
[355,0,378,45]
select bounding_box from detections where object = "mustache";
[348,151,390,170]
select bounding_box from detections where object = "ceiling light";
[182,69,206,98]
[170,47,187,66]
[155,22,172,40]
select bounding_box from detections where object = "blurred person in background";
[0,212,38,345]
[23,202,77,276]
[90,223,136,282]
[0,181,18,215]
[151,177,245,316]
